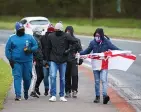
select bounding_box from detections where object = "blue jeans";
[50,61,67,97]
[43,67,49,89]
[93,70,108,97]
[12,62,32,97]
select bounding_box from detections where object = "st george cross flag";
[79,50,136,71]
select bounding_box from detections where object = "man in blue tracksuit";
[5,22,38,101]
[80,28,120,104]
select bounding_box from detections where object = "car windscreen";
[29,20,49,25]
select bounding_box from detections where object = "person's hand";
[43,60,49,68]
[78,59,83,65]
[9,60,15,69]
[24,47,32,54]
[75,52,80,59]
[33,61,36,65]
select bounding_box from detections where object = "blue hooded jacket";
[5,34,38,62]
[80,28,120,55]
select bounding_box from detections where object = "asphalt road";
[1,30,141,110]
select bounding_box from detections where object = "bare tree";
[90,0,94,21]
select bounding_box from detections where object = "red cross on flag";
[80,50,136,71]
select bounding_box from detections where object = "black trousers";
[35,62,44,90]
[65,60,78,93]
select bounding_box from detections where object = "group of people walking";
[5,21,120,104]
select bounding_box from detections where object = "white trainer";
[60,97,67,102]
[49,96,56,102]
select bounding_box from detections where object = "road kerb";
[79,65,136,112]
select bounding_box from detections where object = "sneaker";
[93,96,100,103]
[35,88,41,96]
[65,92,71,98]
[103,95,110,104]
[49,96,56,102]
[15,96,21,101]
[24,92,28,100]
[60,97,67,102]
[30,91,39,98]
[72,91,77,98]
[44,88,49,96]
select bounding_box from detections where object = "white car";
[19,16,50,35]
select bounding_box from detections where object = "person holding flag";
[79,28,120,104]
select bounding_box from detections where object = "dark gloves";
[24,47,32,54]
[9,60,15,69]
[78,59,83,65]
[36,54,43,60]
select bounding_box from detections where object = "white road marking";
[76,35,141,43]
[81,44,85,47]
[82,63,91,68]
[0,44,5,46]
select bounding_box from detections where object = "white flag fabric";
[80,50,136,71]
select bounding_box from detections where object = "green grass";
[50,18,141,40]
[65,24,141,40]
[50,18,141,28]
[0,16,141,40]
[0,59,12,110]
[0,22,14,30]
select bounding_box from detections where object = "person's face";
[66,30,70,34]
[94,33,101,41]
[16,28,25,36]
[95,33,100,37]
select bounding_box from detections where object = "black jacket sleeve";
[46,35,52,61]
[66,33,77,44]
[77,38,82,52]
[40,36,46,60]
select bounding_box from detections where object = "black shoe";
[65,92,71,98]
[15,96,21,101]
[44,89,49,96]
[93,96,100,103]
[35,88,41,96]
[72,91,77,98]
[24,92,28,100]
[103,95,110,104]
[30,91,39,98]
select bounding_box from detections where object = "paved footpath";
[0,46,136,112]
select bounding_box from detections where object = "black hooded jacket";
[65,26,82,62]
[40,32,50,60]
[33,35,43,61]
[46,31,78,63]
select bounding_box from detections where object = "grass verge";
[0,16,141,40]
[0,59,12,110]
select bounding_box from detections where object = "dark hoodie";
[65,26,74,37]
[33,34,43,65]
[46,30,78,63]
[41,32,51,60]
[65,26,82,62]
